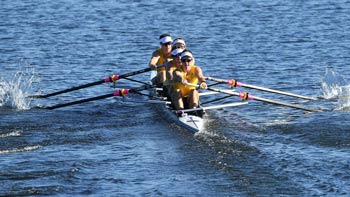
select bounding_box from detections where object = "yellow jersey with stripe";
[174,65,198,97]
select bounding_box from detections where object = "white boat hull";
[150,71,205,133]
[154,102,205,134]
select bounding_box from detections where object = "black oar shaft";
[34,65,165,98]
[45,84,155,110]
[45,93,113,110]
[39,80,105,98]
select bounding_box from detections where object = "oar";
[205,76,317,100]
[206,87,321,112]
[44,85,155,110]
[201,95,235,105]
[177,102,248,114]
[29,64,165,98]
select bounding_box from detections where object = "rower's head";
[172,37,186,50]
[180,49,195,71]
[171,47,185,65]
[159,34,172,54]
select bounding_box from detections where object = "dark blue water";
[1,0,350,196]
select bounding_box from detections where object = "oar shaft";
[205,77,316,100]
[201,95,234,105]
[178,102,248,113]
[35,65,165,98]
[241,83,316,101]
[45,84,155,110]
[45,93,113,110]
[38,80,105,98]
[207,87,320,112]
[251,95,320,112]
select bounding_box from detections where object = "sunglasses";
[181,58,192,63]
[162,42,172,46]
[174,45,185,49]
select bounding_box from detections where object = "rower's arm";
[195,67,207,89]
[195,67,206,83]
[149,50,160,70]
[165,62,174,80]
[173,70,187,85]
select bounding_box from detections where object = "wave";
[0,145,41,154]
[0,131,22,138]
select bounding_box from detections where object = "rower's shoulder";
[152,48,161,56]
[193,65,202,71]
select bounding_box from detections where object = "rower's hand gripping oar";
[44,85,155,110]
[205,76,317,101]
[29,64,166,98]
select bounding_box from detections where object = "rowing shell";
[150,71,205,133]
[149,71,248,133]
[154,94,204,133]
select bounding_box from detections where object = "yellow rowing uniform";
[174,65,198,97]
[163,61,177,86]
[156,48,167,72]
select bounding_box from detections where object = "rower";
[163,47,185,103]
[163,37,187,101]
[149,34,173,87]
[172,50,207,111]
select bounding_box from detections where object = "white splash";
[321,68,350,110]
[321,68,347,99]
[0,65,39,110]
[336,85,350,110]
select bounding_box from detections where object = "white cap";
[171,48,185,56]
[172,39,186,47]
[159,36,172,44]
[181,51,193,59]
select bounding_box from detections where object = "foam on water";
[0,145,41,154]
[0,65,39,110]
[321,68,350,110]
[0,130,22,138]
